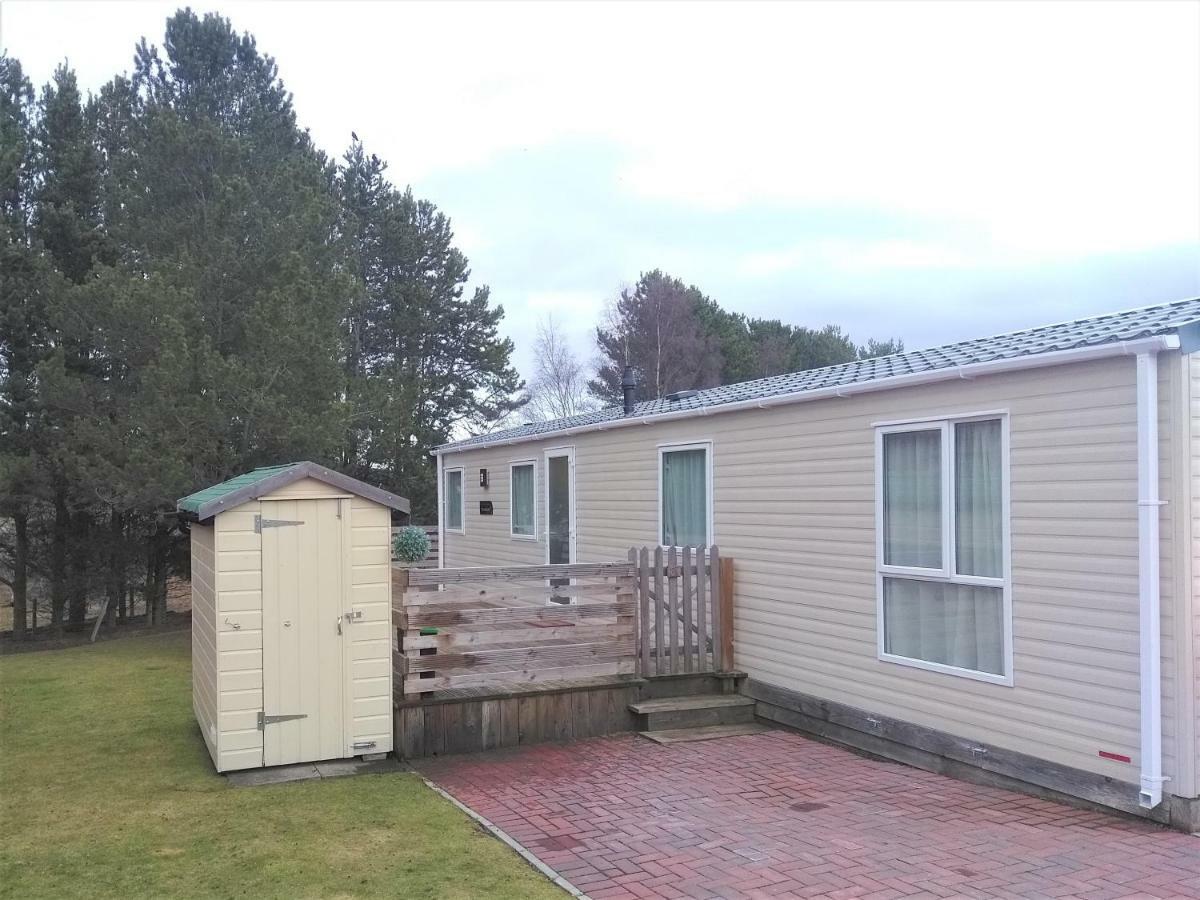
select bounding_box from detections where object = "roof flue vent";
[621,365,638,415]
[665,389,699,403]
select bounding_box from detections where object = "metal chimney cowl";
[621,365,637,415]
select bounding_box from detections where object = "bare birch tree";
[525,315,596,421]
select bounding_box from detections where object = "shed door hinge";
[257,711,308,729]
[255,515,306,533]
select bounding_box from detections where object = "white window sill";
[878,651,1013,687]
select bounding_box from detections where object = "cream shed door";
[260,498,347,766]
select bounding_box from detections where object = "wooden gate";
[631,545,733,677]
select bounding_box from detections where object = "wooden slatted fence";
[392,548,734,698]
[393,562,636,696]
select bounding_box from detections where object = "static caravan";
[433,298,1200,831]
[178,462,409,772]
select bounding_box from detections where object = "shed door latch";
[257,711,308,729]
[254,515,305,533]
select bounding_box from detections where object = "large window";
[659,442,712,547]
[444,467,464,533]
[876,416,1010,683]
[510,461,536,539]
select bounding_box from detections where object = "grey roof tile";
[441,297,1200,452]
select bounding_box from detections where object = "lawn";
[0,631,564,899]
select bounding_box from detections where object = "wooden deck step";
[628,694,756,730]
[628,695,754,714]
[639,723,772,745]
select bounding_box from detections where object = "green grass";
[0,632,563,899]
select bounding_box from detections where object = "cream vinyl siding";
[443,354,1192,793]
[190,524,218,761]
[443,457,547,567]
[348,495,394,750]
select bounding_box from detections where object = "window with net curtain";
[444,468,464,531]
[510,463,535,537]
[880,419,1005,678]
[661,446,709,547]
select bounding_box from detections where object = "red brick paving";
[414,729,1200,899]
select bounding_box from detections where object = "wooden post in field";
[719,556,735,673]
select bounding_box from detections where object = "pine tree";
[0,54,54,638]
[33,65,113,628]
[337,139,524,519]
[590,270,723,404]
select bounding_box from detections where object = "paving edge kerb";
[421,778,589,899]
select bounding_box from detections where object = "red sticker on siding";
[1098,751,1132,763]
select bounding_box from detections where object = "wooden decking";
[393,673,644,758]
[390,550,740,758]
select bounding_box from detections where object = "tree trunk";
[145,522,170,625]
[10,510,29,639]
[50,491,68,634]
[144,546,155,625]
[68,512,91,626]
[105,510,123,627]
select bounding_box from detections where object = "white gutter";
[1136,350,1168,809]
[435,335,1181,456]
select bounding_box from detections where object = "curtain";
[884,578,1003,675]
[883,430,942,568]
[955,420,1002,578]
[662,448,707,546]
[445,470,463,529]
[511,465,535,536]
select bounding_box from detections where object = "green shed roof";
[177,462,409,522]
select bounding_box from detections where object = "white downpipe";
[435,452,445,568]
[1136,351,1167,809]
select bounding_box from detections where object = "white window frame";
[509,460,538,541]
[873,411,1013,686]
[657,440,714,549]
[443,466,465,534]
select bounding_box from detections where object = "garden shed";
[178,462,409,772]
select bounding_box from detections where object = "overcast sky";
[4,0,1199,376]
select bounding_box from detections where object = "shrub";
[392,525,431,564]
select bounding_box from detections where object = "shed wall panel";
[215,501,264,771]
[348,496,394,751]
[190,524,218,764]
[442,354,1189,793]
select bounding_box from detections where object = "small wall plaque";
[479,501,493,516]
